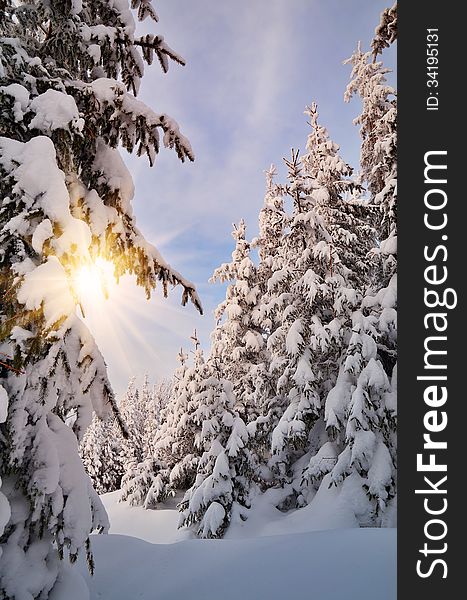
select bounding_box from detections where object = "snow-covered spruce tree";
[142,376,171,460]
[178,359,254,539]
[344,39,397,288]
[150,337,206,502]
[301,102,375,287]
[252,166,287,342]
[278,103,374,502]
[119,378,147,466]
[175,222,272,535]
[256,137,371,508]
[244,168,288,468]
[262,152,337,486]
[343,15,397,374]
[210,219,267,421]
[255,166,287,279]
[314,30,397,526]
[122,332,255,537]
[177,183,291,533]
[80,414,125,495]
[80,375,166,497]
[0,1,200,596]
[117,375,171,505]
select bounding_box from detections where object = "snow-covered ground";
[70,491,396,600]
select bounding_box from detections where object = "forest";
[0,2,397,599]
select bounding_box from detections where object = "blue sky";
[83,0,396,397]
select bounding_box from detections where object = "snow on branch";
[131,0,159,22]
[75,77,194,165]
[129,34,186,72]
[144,240,203,314]
[371,2,397,60]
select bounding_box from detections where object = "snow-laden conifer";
[210,219,267,421]
[314,24,397,525]
[117,376,170,506]
[262,151,338,482]
[80,414,125,495]
[0,1,200,595]
[178,361,253,539]
[302,102,374,286]
[344,40,397,280]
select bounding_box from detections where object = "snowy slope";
[98,491,189,544]
[72,492,396,600]
[80,529,395,600]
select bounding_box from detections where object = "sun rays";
[73,257,114,305]
[72,254,205,394]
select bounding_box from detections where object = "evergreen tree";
[80,414,125,495]
[0,1,200,595]
[344,40,397,280]
[119,378,147,467]
[253,106,375,508]
[302,102,374,286]
[121,333,256,537]
[118,374,171,507]
[154,335,206,497]
[320,319,396,525]
[262,151,337,483]
[313,21,397,525]
[252,166,287,345]
[143,376,171,460]
[274,104,373,505]
[210,219,266,421]
[254,166,287,277]
[80,375,168,501]
[170,178,289,531]
[344,21,397,387]
[342,30,397,389]
[178,361,253,539]
[246,168,287,470]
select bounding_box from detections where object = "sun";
[74,257,114,308]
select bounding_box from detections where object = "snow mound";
[100,491,188,544]
[72,492,396,600]
[79,528,395,600]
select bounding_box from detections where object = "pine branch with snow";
[371,2,397,60]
